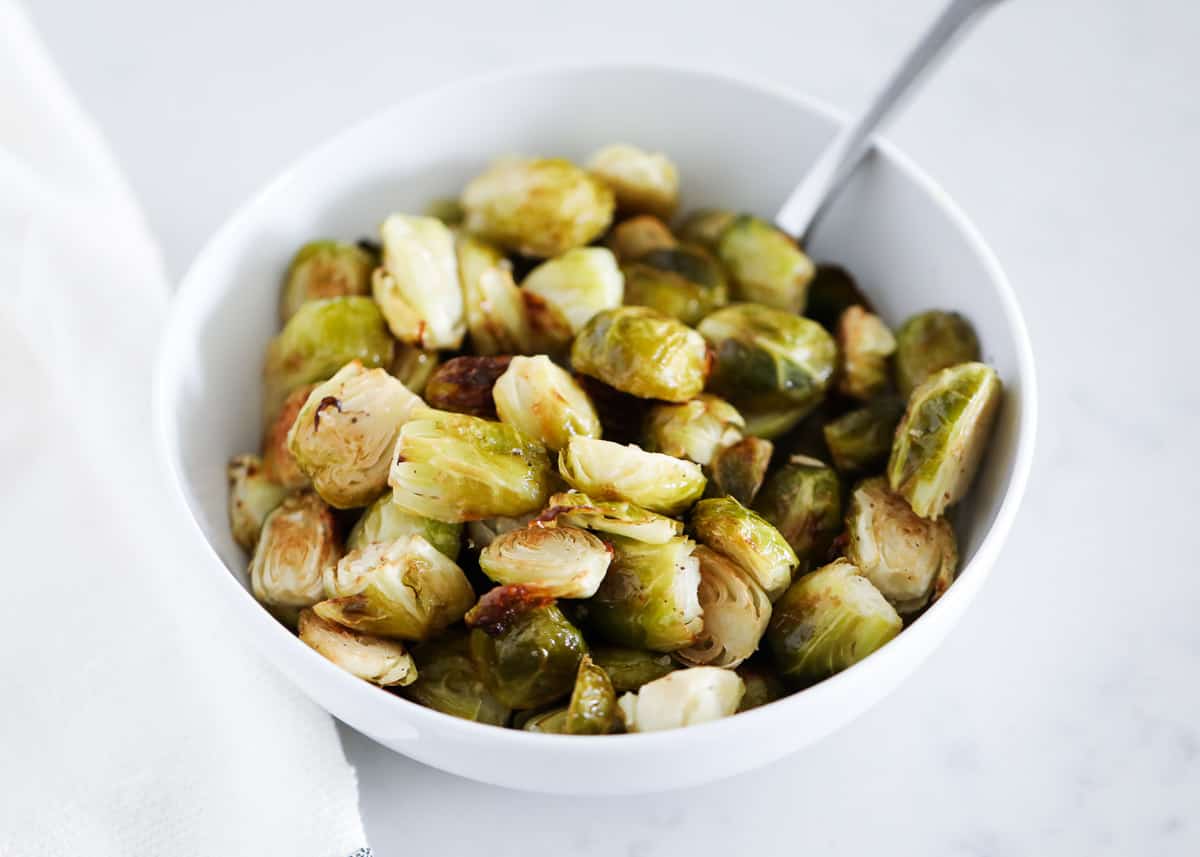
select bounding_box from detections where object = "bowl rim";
[154,60,1038,752]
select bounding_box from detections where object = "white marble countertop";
[27,0,1199,852]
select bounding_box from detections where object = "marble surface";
[27,0,1200,852]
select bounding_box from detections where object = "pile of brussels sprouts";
[228,143,1001,734]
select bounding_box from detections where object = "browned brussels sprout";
[709,436,774,506]
[753,455,842,571]
[622,245,728,325]
[468,602,588,710]
[423,355,512,419]
[280,240,375,324]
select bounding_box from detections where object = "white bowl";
[154,64,1036,794]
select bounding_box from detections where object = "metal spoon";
[774,0,1007,243]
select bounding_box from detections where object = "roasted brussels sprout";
[837,306,896,401]
[767,559,902,685]
[822,396,906,474]
[893,310,982,396]
[804,264,873,331]
[709,436,774,506]
[423,355,511,419]
[457,234,573,356]
[263,296,395,418]
[250,492,340,617]
[739,404,811,440]
[390,345,440,396]
[461,157,614,257]
[590,646,677,692]
[280,240,375,324]
[587,143,679,219]
[519,708,569,733]
[317,534,475,640]
[690,497,798,602]
[522,247,624,333]
[888,362,1001,519]
[424,197,464,225]
[465,513,538,551]
[298,608,416,687]
[604,215,677,262]
[571,306,709,402]
[846,477,958,614]
[373,214,466,349]
[585,534,702,652]
[753,455,842,570]
[536,491,684,544]
[618,667,744,732]
[677,209,736,251]
[286,361,424,509]
[678,546,772,668]
[479,526,612,599]
[404,631,511,725]
[346,491,462,560]
[559,437,706,517]
[468,602,588,710]
[262,383,315,488]
[698,304,836,423]
[736,663,786,712]
[565,654,620,734]
[622,245,728,325]
[389,408,556,523]
[492,355,601,451]
[643,394,744,466]
[716,216,814,313]
[228,454,288,551]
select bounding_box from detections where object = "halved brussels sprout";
[519,708,569,733]
[618,667,744,732]
[403,631,511,725]
[571,307,709,402]
[677,209,736,252]
[590,646,678,692]
[587,143,679,219]
[698,304,836,420]
[287,361,424,509]
[317,534,475,640]
[716,216,814,313]
[709,436,774,506]
[390,345,440,396]
[461,157,614,257]
[373,214,465,349]
[753,455,842,570]
[893,310,982,396]
[736,663,786,712]
[389,409,555,523]
[622,245,729,325]
[643,394,744,466]
[492,355,601,452]
[457,234,573,356]
[535,491,684,544]
[585,534,702,652]
[564,654,619,734]
[250,492,340,615]
[297,608,416,687]
[424,197,464,225]
[468,602,588,710]
[262,383,315,488]
[558,437,706,517]
[846,477,958,614]
[767,559,902,685]
[837,306,896,401]
[280,240,376,323]
[479,526,612,598]
[823,396,906,474]
[263,296,395,418]
[228,454,288,551]
[888,362,1001,519]
[522,247,624,334]
[465,513,538,551]
[804,264,873,331]
[346,491,462,560]
[423,355,511,419]
[739,404,811,440]
[605,215,677,262]
[677,546,772,668]
[690,497,798,602]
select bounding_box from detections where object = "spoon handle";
[774,0,1006,243]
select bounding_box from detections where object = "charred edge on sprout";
[313,396,342,431]
[464,584,556,635]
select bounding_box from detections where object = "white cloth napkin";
[0,3,371,854]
